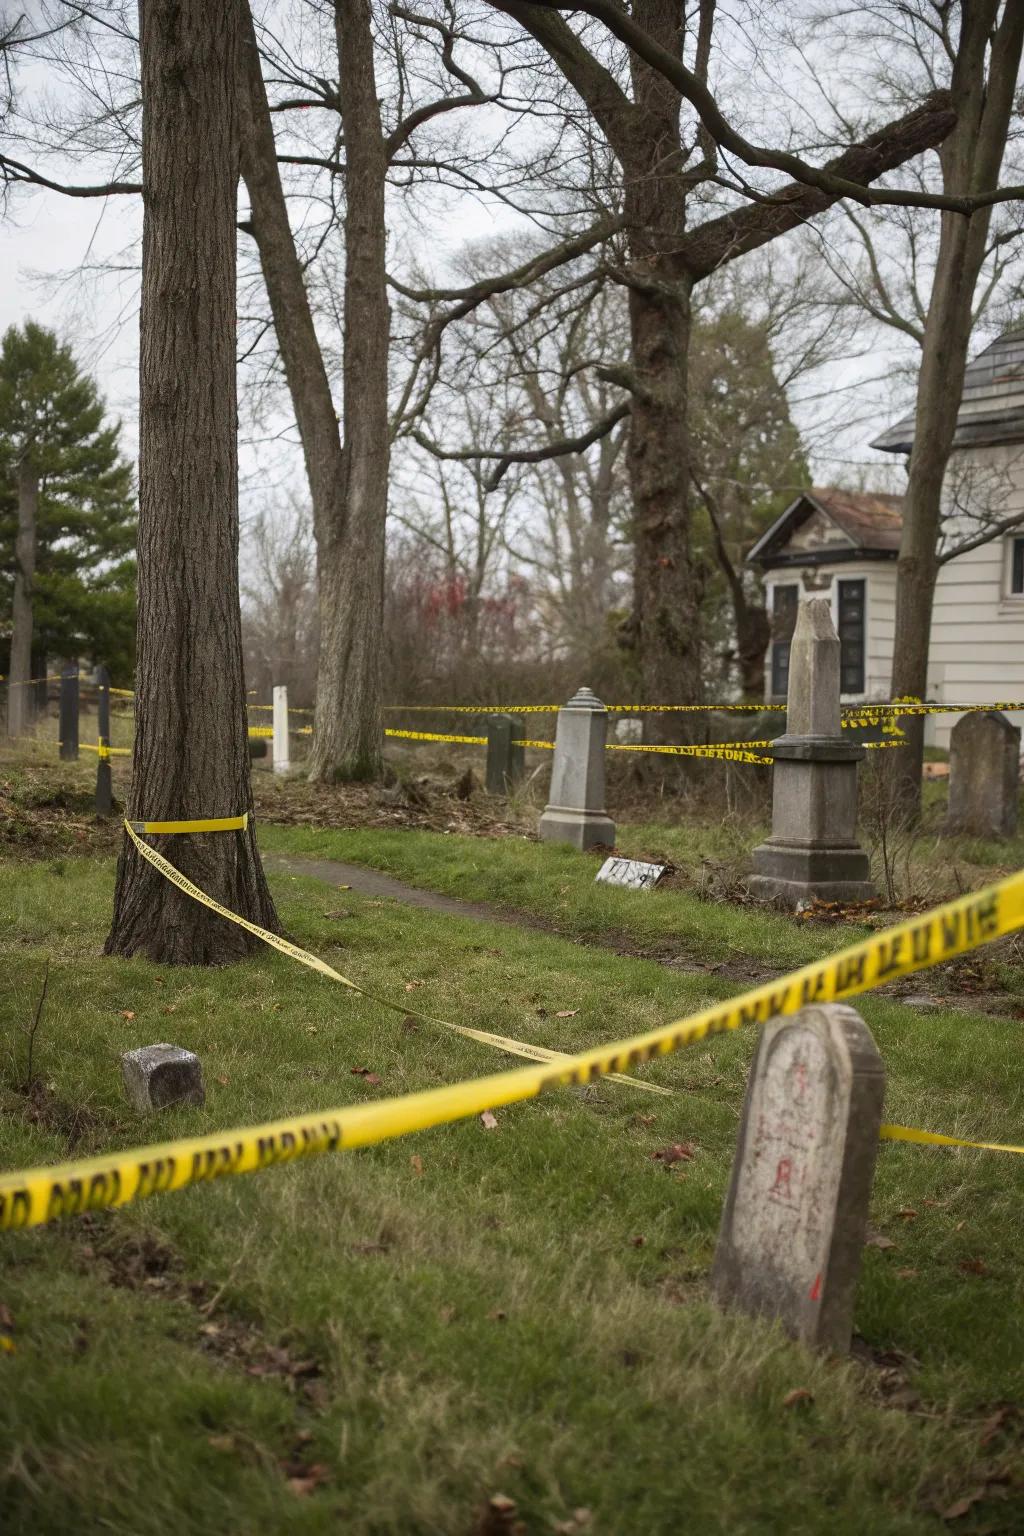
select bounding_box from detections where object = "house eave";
[753,547,899,571]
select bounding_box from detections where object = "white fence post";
[272,685,290,775]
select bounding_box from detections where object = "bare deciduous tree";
[107,0,279,963]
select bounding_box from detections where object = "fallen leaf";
[941,1488,987,1521]
[120,1010,135,1020]
[630,1234,646,1248]
[488,1307,508,1322]
[958,1256,988,1276]
[480,1111,498,1130]
[979,1405,1014,1446]
[555,1009,578,1018]
[404,980,424,992]
[410,1154,424,1176]
[865,1232,896,1250]
[896,1208,918,1221]
[350,1066,382,1085]
[652,1142,695,1166]
[215,1075,229,1087]
[306,1025,318,1035]
[336,883,351,890]
[162,1005,177,1015]
[782,1387,814,1409]
[896,1268,918,1280]
[633,1113,656,1128]
[285,1463,332,1497]
[207,1433,236,1452]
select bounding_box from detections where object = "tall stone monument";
[748,599,875,906]
[538,687,616,851]
[711,1003,885,1353]
[946,710,1020,840]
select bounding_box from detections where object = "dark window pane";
[1012,538,1024,594]
[770,585,798,696]
[837,579,865,694]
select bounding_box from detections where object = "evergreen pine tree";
[0,322,137,708]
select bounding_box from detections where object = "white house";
[748,327,1024,748]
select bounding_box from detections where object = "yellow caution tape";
[385,699,1024,719]
[386,727,489,746]
[127,814,249,835]
[121,822,668,1098]
[3,864,1023,1230]
[607,742,773,765]
[879,1125,1024,1154]
[79,742,131,758]
[247,726,274,738]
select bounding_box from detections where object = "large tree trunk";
[889,0,1024,818]
[620,1,703,733]
[6,461,37,738]
[107,0,278,964]
[307,0,389,783]
[237,0,387,782]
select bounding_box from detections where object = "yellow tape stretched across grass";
[118,822,668,1098]
[3,859,1024,1230]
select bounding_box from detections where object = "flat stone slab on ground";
[121,1043,205,1113]
[594,856,666,890]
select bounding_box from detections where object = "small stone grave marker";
[946,710,1020,839]
[121,1043,205,1113]
[710,1003,884,1352]
[595,856,666,890]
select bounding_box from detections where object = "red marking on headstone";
[808,1272,822,1302]
[770,1157,792,1198]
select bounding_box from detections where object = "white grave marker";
[595,856,667,891]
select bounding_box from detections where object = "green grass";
[1,855,1023,1533]
[258,823,873,973]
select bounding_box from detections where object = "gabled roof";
[872,326,1024,454]
[747,487,903,567]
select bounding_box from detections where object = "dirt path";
[262,850,775,982]
[262,852,556,934]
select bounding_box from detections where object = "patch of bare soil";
[252,765,533,839]
[0,767,125,858]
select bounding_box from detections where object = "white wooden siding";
[927,443,1024,746]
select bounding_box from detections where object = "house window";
[837,579,866,694]
[770,584,799,697]
[1010,536,1024,595]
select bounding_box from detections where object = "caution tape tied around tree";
[2,854,1024,1232]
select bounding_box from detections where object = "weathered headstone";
[485,714,525,795]
[538,687,615,850]
[59,664,79,762]
[595,856,666,890]
[946,710,1020,839]
[272,684,290,775]
[710,1003,885,1352]
[748,600,875,906]
[121,1043,206,1113]
[94,664,113,816]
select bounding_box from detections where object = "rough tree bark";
[106,0,279,963]
[311,0,389,781]
[888,0,1024,817]
[620,0,703,716]
[237,0,386,782]
[6,459,37,738]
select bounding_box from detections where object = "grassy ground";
[2,850,1024,1534]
